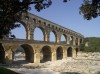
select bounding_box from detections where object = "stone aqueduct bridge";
[0,12,84,64]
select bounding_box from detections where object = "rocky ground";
[8,52,100,74]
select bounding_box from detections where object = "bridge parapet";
[0,39,78,47]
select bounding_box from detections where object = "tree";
[80,0,100,20]
[0,0,100,39]
[0,0,52,39]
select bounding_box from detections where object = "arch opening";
[50,31,56,43]
[10,22,26,39]
[0,43,5,64]
[56,47,63,60]
[13,44,34,64]
[34,27,44,41]
[61,34,66,44]
[67,47,72,57]
[40,46,51,63]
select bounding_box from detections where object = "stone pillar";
[66,35,70,45]
[72,36,76,46]
[44,32,49,42]
[72,48,76,58]
[78,38,80,46]
[56,34,61,43]
[5,49,13,64]
[51,51,56,61]
[63,49,67,59]
[44,32,50,42]
[34,52,40,63]
[26,28,33,40]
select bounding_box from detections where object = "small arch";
[25,16,29,21]
[0,43,5,64]
[34,27,44,41]
[61,34,66,44]
[40,46,51,63]
[52,25,54,29]
[50,31,56,43]
[67,47,73,57]
[59,28,60,30]
[56,27,57,29]
[38,20,41,24]
[44,22,46,26]
[13,44,34,64]
[56,47,63,60]
[33,18,36,23]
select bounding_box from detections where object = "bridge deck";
[0,39,77,47]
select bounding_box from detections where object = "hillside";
[80,37,100,52]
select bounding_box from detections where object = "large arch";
[50,31,56,43]
[10,22,27,39]
[13,44,34,63]
[67,47,73,57]
[60,34,66,44]
[0,43,5,64]
[40,46,51,63]
[34,27,44,41]
[56,46,63,60]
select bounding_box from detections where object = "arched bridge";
[0,12,84,64]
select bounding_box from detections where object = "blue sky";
[11,0,100,40]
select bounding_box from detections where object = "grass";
[0,67,19,74]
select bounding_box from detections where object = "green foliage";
[80,0,100,20]
[0,0,52,39]
[0,67,19,74]
[80,37,100,52]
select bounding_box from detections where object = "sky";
[11,0,100,40]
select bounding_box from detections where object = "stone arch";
[0,43,5,64]
[67,47,73,57]
[34,27,45,41]
[50,31,57,43]
[60,34,66,44]
[14,44,34,63]
[10,21,28,39]
[40,46,51,63]
[56,46,63,60]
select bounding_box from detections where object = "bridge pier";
[51,51,56,61]
[34,52,40,63]
[66,35,70,45]
[72,36,76,46]
[63,49,67,60]
[56,34,61,43]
